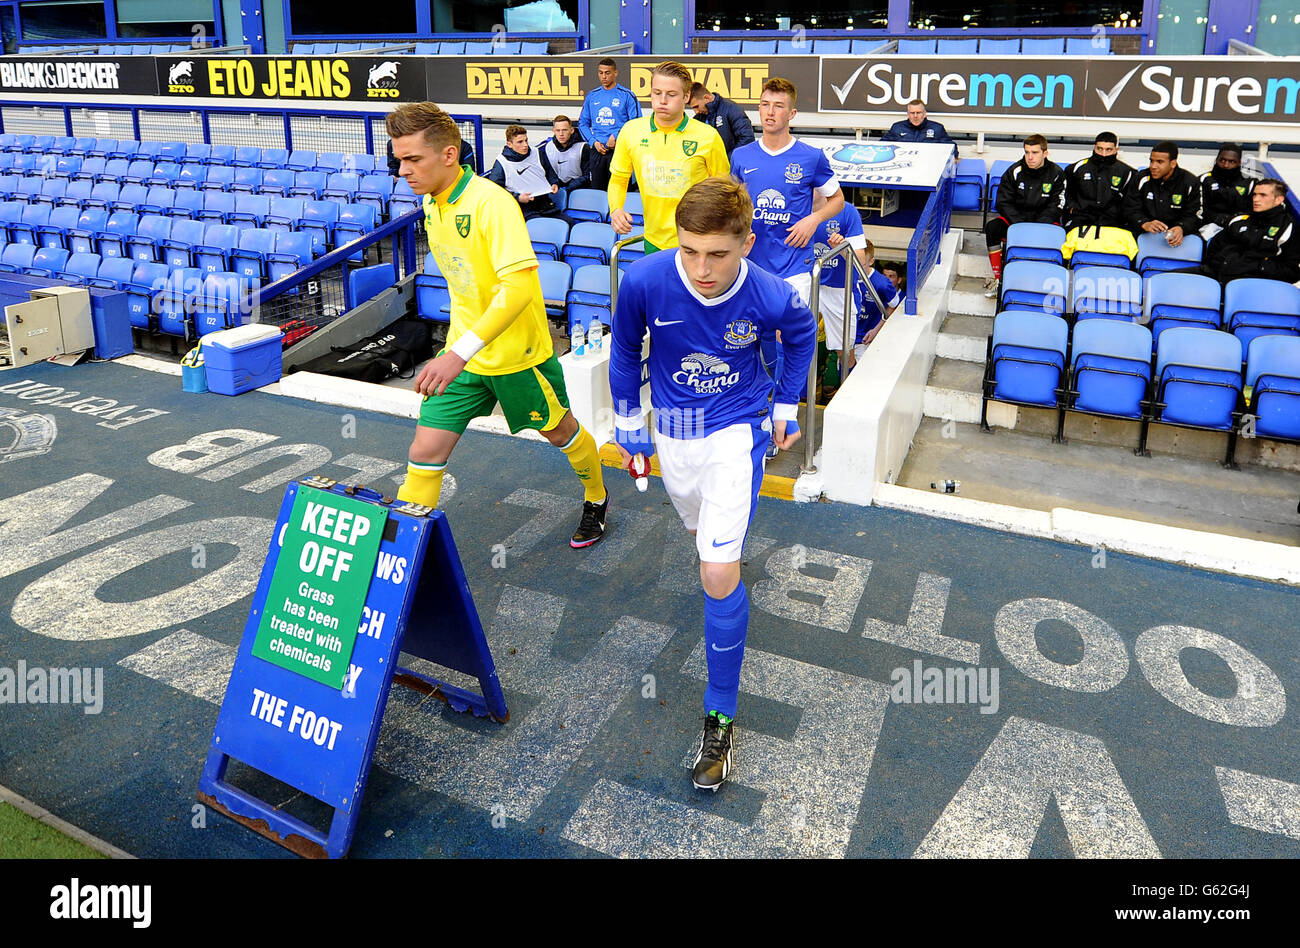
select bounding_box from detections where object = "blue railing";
[240,207,421,328]
[905,163,955,316]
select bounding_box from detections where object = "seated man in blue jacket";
[881,100,953,145]
[687,83,755,158]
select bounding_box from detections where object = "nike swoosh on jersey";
[711,640,742,652]
[741,167,757,174]
[711,537,738,547]
[654,316,684,326]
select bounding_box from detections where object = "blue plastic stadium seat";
[741,39,777,54]
[127,214,171,262]
[267,231,313,283]
[1154,327,1242,430]
[314,152,345,174]
[988,311,1069,406]
[183,143,212,165]
[1071,265,1142,321]
[345,153,376,174]
[493,41,523,55]
[1145,272,1222,343]
[851,39,880,54]
[1245,335,1300,440]
[96,210,138,258]
[299,201,339,254]
[233,146,262,167]
[124,261,169,329]
[159,217,206,269]
[1134,232,1203,275]
[1067,36,1109,54]
[1224,278,1300,347]
[562,221,616,268]
[76,157,106,182]
[0,243,36,273]
[526,216,568,261]
[389,178,419,218]
[415,252,450,322]
[519,41,549,55]
[68,207,108,254]
[260,168,295,197]
[230,193,271,227]
[564,264,613,333]
[414,43,439,55]
[566,188,609,223]
[290,170,327,200]
[195,223,239,273]
[34,178,68,210]
[12,205,50,245]
[776,40,802,54]
[200,166,234,194]
[707,40,742,54]
[93,255,134,290]
[258,148,290,170]
[437,41,466,55]
[1069,319,1153,420]
[525,258,568,320]
[999,260,1068,316]
[230,227,276,282]
[334,203,377,254]
[286,150,318,172]
[1005,222,1066,267]
[28,246,69,278]
[623,192,644,227]
[38,205,81,249]
[61,179,94,208]
[266,197,304,235]
[1021,38,1066,55]
[63,251,102,285]
[356,174,393,219]
[322,173,361,204]
[336,43,362,53]
[140,185,176,217]
[348,262,397,310]
[812,39,851,54]
[953,158,986,212]
[228,166,261,194]
[937,38,978,55]
[978,38,1020,54]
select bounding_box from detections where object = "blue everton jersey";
[610,251,817,439]
[810,206,866,289]
[731,139,838,279]
[858,268,902,338]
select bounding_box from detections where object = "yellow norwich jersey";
[608,114,729,250]
[421,167,552,375]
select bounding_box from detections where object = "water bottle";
[930,479,960,494]
[587,317,603,355]
[570,323,586,357]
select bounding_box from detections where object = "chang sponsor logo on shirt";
[672,352,739,393]
[812,241,841,271]
[754,188,792,225]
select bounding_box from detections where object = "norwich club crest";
[1111,175,1122,187]
[455,214,471,237]
[682,140,698,156]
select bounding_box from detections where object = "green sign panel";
[252,486,388,688]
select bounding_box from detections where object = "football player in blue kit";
[608,177,816,791]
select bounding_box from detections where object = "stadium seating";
[563,222,617,268]
[953,159,986,212]
[998,260,1069,318]
[1224,278,1300,347]
[707,40,742,54]
[1151,327,1242,439]
[978,39,1020,54]
[528,217,569,261]
[565,264,613,333]
[63,251,103,285]
[0,243,36,273]
[538,260,572,320]
[128,214,171,262]
[334,204,378,254]
[1135,232,1204,275]
[267,232,314,284]
[623,192,645,227]
[415,252,450,322]
[194,224,240,273]
[984,311,1069,414]
[1067,36,1110,54]
[231,228,277,282]
[97,210,138,258]
[124,261,170,329]
[1005,223,1066,266]
[1070,265,1142,320]
[1145,272,1222,342]
[159,218,207,269]
[938,38,978,54]
[566,189,610,224]
[68,208,108,254]
[28,246,69,278]
[742,39,777,54]
[1068,318,1153,421]
[266,198,305,235]
[813,39,851,54]
[1245,335,1300,441]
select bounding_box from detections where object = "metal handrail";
[240,207,421,315]
[608,233,644,310]
[803,241,892,475]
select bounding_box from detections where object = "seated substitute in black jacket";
[880,100,953,144]
[984,134,1066,293]
[1064,131,1135,233]
[1199,142,1256,240]
[687,83,755,157]
[1124,140,1200,248]
[1199,179,1300,285]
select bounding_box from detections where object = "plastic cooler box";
[202,324,284,395]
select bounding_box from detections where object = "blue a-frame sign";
[198,476,507,859]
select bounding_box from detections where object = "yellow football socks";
[559,426,606,504]
[397,460,445,508]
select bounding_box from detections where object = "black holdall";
[290,318,439,383]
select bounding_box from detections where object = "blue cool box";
[201,324,284,396]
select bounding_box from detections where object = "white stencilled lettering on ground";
[498,488,576,555]
[1135,625,1285,727]
[750,544,871,633]
[197,443,333,493]
[1214,767,1300,841]
[117,629,236,704]
[332,454,402,489]
[12,517,272,641]
[372,585,672,823]
[861,572,980,664]
[576,508,663,576]
[657,528,776,595]
[0,475,191,581]
[994,598,1129,692]
[562,641,890,857]
[914,716,1160,858]
[147,429,278,475]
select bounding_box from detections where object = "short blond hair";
[651,60,693,94]
[386,102,461,152]
[676,177,753,239]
